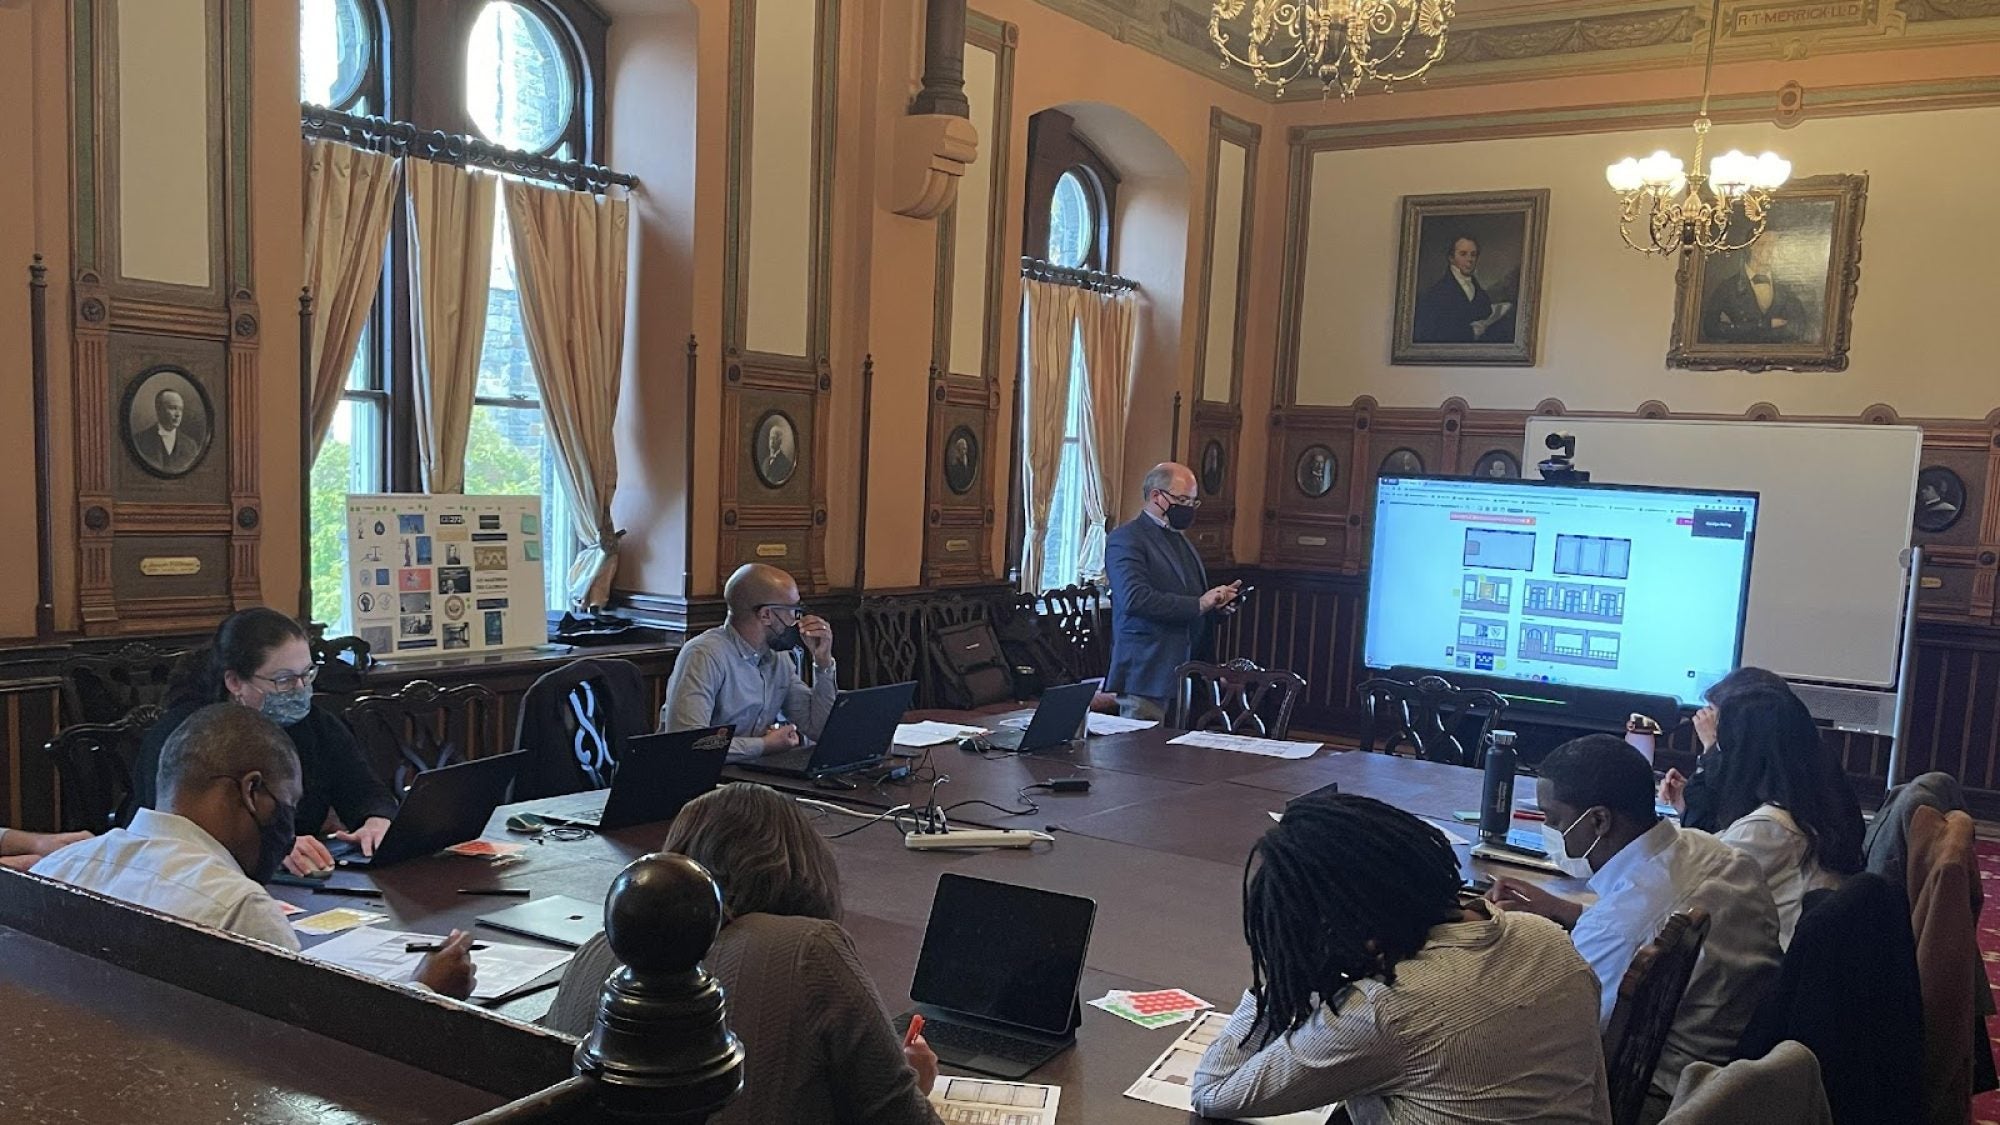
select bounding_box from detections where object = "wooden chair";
[1168,658,1307,739]
[44,703,163,833]
[854,595,925,691]
[1356,673,1508,768]
[1603,908,1712,1125]
[342,680,501,795]
[58,642,186,726]
[1039,583,1109,680]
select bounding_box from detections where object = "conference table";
[265,714,1581,1124]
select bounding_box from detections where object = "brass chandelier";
[1209,0,1454,99]
[1605,0,1790,256]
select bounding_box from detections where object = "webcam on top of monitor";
[1537,432,1590,484]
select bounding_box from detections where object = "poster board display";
[345,494,546,659]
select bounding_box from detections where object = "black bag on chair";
[929,619,1017,710]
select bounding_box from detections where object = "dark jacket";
[1413,272,1512,345]
[1699,271,1809,344]
[1105,514,1211,702]
[133,700,398,836]
[510,657,652,800]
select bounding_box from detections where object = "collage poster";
[345,494,546,659]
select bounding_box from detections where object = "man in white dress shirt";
[32,704,475,995]
[1489,734,1781,1115]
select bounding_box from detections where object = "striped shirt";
[1191,910,1610,1124]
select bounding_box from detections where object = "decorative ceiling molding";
[1025,0,2000,104]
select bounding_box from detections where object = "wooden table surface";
[250,717,1582,1125]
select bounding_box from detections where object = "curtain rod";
[1020,257,1139,293]
[301,104,639,192]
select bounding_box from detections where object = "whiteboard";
[344,494,547,659]
[1523,418,1920,687]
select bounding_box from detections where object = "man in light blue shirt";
[661,563,837,763]
[1489,734,1781,1110]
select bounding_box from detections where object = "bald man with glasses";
[660,563,838,763]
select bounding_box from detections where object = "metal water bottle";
[1479,729,1519,843]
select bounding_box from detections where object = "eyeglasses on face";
[254,667,319,692]
[1156,490,1202,509]
[754,602,809,621]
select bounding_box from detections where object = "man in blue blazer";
[1105,462,1242,719]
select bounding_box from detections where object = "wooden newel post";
[576,853,744,1122]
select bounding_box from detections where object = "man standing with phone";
[1104,463,1242,721]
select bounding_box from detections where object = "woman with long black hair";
[1705,686,1865,947]
[134,608,396,878]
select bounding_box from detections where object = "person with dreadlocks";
[1190,792,1609,1123]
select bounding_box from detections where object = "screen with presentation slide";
[1365,476,1759,706]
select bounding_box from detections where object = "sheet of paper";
[1090,989,1208,1029]
[1085,713,1158,735]
[293,907,386,935]
[1124,1010,1336,1125]
[929,1076,1061,1125]
[893,720,988,748]
[302,927,574,1002]
[1166,731,1323,759]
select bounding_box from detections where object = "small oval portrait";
[1199,440,1227,497]
[1914,466,1966,534]
[1294,444,1338,498]
[122,366,213,479]
[1472,449,1521,480]
[356,591,375,614]
[944,425,980,495]
[752,409,799,489]
[1380,447,1425,477]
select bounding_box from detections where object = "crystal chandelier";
[1606,0,1790,256]
[1209,0,1454,99]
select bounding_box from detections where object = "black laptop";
[983,679,1100,753]
[535,726,733,830]
[328,750,527,869]
[738,681,917,780]
[900,873,1096,1079]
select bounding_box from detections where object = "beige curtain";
[1019,277,1078,591]
[502,180,631,610]
[301,139,400,454]
[1074,288,1138,573]
[406,161,497,493]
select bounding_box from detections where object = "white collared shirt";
[1451,266,1478,301]
[1747,268,1775,314]
[1572,818,1780,1096]
[30,808,300,951]
[1719,804,1841,949]
[156,426,179,454]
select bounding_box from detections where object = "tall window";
[300,0,603,619]
[1034,335,1095,591]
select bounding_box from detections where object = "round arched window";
[466,1,577,154]
[299,0,373,110]
[1047,169,1096,268]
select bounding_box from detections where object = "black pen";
[457,887,531,897]
[312,885,383,897]
[404,941,488,953]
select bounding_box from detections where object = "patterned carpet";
[1975,840,2000,1124]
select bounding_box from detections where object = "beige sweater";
[545,912,942,1125]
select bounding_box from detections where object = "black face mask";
[244,785,297,884]
[1163,502,1198,531]
[768,620,803,652]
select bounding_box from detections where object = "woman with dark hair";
[1191,793,1609,1123]
[1707,687,1865,946]
[545,784,942,1125]
[1660,664,1792,823]
[133,607,396,877]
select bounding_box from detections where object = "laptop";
[476,894,605,948]
[536,726,733,830]
[901,873,1096,1079]
[328,750,527,869]
[738,681,917,780]
[983,680,1100,754]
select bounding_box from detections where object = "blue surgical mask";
[258,688,313,727]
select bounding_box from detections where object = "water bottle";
[1480,729,1519,843]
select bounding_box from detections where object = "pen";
[405,941,488,953]
[457,887,531,897]
[903,1013,926,1047]
[313,885,383,897]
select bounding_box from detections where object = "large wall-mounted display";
[345,494,546,659]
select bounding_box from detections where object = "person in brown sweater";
[545,783,942,1125]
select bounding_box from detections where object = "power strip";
[904,829,1053,850]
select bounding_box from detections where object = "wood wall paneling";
[1187,110,1258,567]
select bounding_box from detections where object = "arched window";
[1047,170,1097,269]
[300,0,380,114]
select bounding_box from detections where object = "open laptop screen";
[911,874,1095,1035]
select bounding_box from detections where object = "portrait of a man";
[944,426,979,495]
[1394,190,1549,366]
[1294,445,1336,498]
[122,367,213,479]
[753,410,798,489]
[1698,236,1813,345]
[1200,440,1226,497]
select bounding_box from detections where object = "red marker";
[903,1013,926,1047]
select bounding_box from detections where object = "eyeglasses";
[1156,490,1202,509]
[754,603,810,622]
[254,667,318,692]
